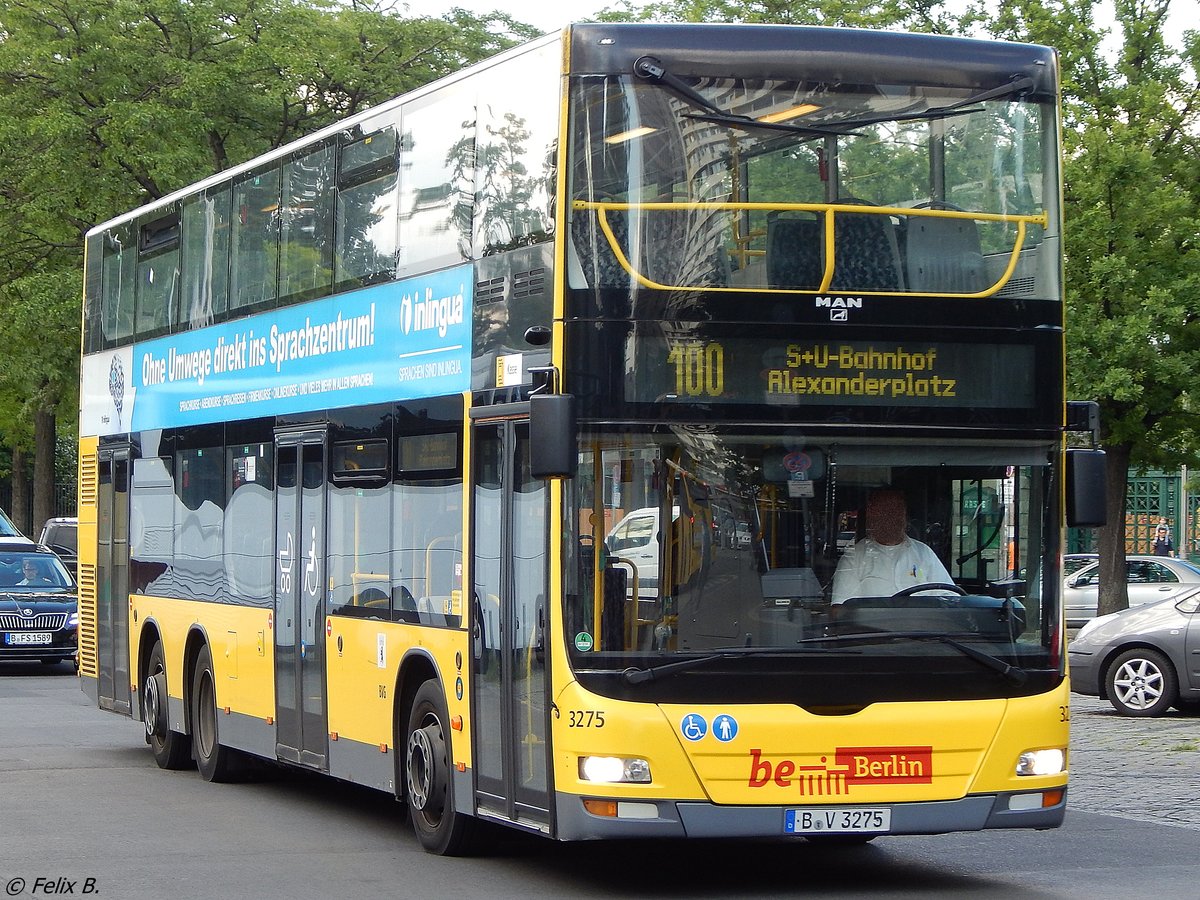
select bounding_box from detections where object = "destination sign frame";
[624,336,1037,409]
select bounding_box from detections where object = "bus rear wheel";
[405,680,479,855]
[191,644,238,781]
[144,639,192,770]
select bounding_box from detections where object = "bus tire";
[405,680,479,855]
[191,644,238,782]
[144,639,192,770]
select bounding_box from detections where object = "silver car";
[1069,587,1200,716]
[1063,555,1200,627]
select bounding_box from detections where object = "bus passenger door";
[471,415,553,831]
[274,431,328,769]
[96,447,132,714]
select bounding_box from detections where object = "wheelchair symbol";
[681,714,708,742]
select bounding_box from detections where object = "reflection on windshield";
[565,430,1053,672]
[569,74,1055,298]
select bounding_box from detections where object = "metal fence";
[0,481,77,524]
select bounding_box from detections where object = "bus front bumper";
[554,788,1066,840]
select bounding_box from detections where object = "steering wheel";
[892,582,966,597]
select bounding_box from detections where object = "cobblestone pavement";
[1069,692,1200,830]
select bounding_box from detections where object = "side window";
[136,213,180,337]
[231,167,281,311]
[101,225,137,346]
[474,44,559,255]
[336,119,400,291]
[225,442,274,602]
[398,86,474,276]
[1149,563,1179,584]
[130,456,175,594]
[280,145,335,301]
[181,187,231,329]
[393,429,463,626]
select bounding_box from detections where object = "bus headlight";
[578,755,652,783]
[1016,748,1065,776]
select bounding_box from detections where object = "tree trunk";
[11,446,31,536]
[32,408,55,538]
[1096,441,1131,617]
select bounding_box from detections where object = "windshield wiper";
[633,55,1035,135]
[633,56,859,138]
[621,647,819,684]
[797,631,1029,685]
[819,76,1037,130]
[620,633,1028,686]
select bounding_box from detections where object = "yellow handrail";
[571,200,1048,299]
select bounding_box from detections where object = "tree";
[985,0,1200,616]
[0,0,535,533]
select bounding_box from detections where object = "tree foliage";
[985,0,1200,613]
[0,0,534,530]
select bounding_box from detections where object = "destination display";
[626,337,1036,408]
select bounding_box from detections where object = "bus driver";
[831,489,954,603]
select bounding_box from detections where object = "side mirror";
[1066,449,1107,528]
[529,393,576,479]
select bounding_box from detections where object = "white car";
[1064,555,1200,627]
[605,507,675,594]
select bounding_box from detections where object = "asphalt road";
[2,662,1199,899]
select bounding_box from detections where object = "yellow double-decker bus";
[78,22,1104,854]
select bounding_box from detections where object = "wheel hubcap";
[1114,659,1163,709]
[407,719,446,817]
[144,670,166,738]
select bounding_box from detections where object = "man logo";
[815,296,861,323]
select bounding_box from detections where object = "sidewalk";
[1069,693,1200,829]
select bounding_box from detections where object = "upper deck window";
[336,119,400,291]
[231,167,282,312]
[568,74,1057,300]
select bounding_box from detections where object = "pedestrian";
[1152,525,1176,558]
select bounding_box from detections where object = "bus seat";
[393,585,420,624]
[357,587,388,609]
[766,216,822,289]
[906,212,986,293]
[831,200,905,291]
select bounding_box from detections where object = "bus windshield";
[565,429,1057,702]
[569,73,1056,298]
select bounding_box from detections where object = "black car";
[38,516,78,571]
[0,548,78,667]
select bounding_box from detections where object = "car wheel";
[191,644,239,782]
[405,680,479,855]
[144,640,192,770]
[1105,648,1178,717]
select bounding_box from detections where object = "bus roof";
[568,22,1056,96]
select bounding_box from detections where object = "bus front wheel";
[144,639,192,770]
[405,680,479,855]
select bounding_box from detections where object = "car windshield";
[0,552,74,591]
[0,509,23,538]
